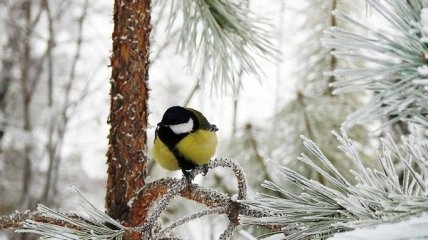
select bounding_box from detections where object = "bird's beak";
[211,124,219,132]
[157,122,166,127]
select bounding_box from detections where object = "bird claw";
[182,164,209,183]
[182,169,195,183]
[201,164,209,176]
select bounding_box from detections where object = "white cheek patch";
[169,118,194,134]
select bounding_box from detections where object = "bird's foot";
[182,164,209,184]
[182,169,195,184]
[201,164,209,176]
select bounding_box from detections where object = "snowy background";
[3,0,428,239]
[68,0,296,181]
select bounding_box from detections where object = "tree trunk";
[106,0,151,232]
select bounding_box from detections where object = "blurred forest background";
[0,0,427,239]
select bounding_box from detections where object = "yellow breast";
[151,130,218,171]
[151,137,180,170]
[176,129,218,165]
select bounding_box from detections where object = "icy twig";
[154,206,228,239]
[0,211,49,230]
[16,187,124,239]
[132,177,188,236]
[218,223,236,240]
[208,158,247,199]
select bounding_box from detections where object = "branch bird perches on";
[1,158,274,240]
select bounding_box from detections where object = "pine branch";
[255,1,369,194]
[0,210,79,230]
[242,129,428,239]
[17,187,124,240]
[8,159,268,239]
[324,0,428,129]
[160,0,277,94]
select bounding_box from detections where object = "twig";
[0,210,83,230]
[218,223,236,240]
[208,158,247,200]
[154,206,228,239]
[326,0,337,96]
[137,178,188,236]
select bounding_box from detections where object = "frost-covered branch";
[159,0,277,94]
[324,0,428,129]
[10,158,260,239]
[131,158,248,238]
[218,223,236,240]
[154,206,228,239]
[242,129,428,239]
[0,210,69,230]
[211,158,247,199]
[16,188,124,240]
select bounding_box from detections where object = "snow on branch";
[17,187,124,240]
[323,0,428,129]
[242,129,428,239]
[329,213,428,240]
[131,158,248,238]
[158,0,277,94]
[7,158,266,239]
[0,210,77,231]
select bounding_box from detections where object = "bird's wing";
[185,107,219,131]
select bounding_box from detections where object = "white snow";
[231,194,238,201]
[329,214,428,240]
[421,8,428,37]
[417,65,428,76]
[412,78,428,85]
[421,8,428,28]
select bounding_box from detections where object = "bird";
[151,106,218,180]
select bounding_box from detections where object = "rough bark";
[106,0,151,228]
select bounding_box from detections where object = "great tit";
[151,106,218,179]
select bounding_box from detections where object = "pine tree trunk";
[106,0,151,235]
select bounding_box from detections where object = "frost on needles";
[324,0,428,129]
[241,129,428,240]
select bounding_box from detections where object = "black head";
[158,106,196,134]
